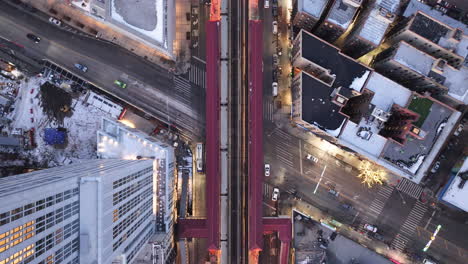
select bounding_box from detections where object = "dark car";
[341,203,352,210]
[26,33,41,43]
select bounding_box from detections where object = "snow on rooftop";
[339,120,387,157]
[98,117,169,160]
[394,42,435,75]
[442,158,468,212]
[443,66,468,104]
[325,118,346,137]
[403,0,468,35]
[358,8,391,45]
[349,70,370,92]
[299,0,329,18]
[365,72,412,111]
[111,0,166,47]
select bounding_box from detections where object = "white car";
[306,154,319,163]
[49,17,62,26]
[364,224,377,233]
[264,0,269,8]
[272,187,280,201]
[272,21,278,34]
[272,82,278,97]
[265,164,270,177]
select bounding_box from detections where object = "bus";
[196,143,204,173]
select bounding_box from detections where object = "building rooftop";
[356,8,393,45]
[98,117,171,160]
[298,0,330,18]
[391,42,468,103]
[393,42,435,75]
[403,0,468,35]
[0,159,146,198]
[410,13,451,44]
[441,158,468,212]
[301,30,371,91]
[339,72,412,157]
[325,0,360,29]
[377,0,400,13]
[301,72,347,134]
[381,94,453,176]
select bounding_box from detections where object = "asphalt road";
[0,1,205,141]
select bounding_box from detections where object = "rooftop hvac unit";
[371,107,391,122]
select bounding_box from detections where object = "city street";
[0,1,205,141]
[260,1,468,264]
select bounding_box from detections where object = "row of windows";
[125,223,153,263]
[35,201,79,235]
[0,221,35,253]
[35,220,79,261]
[113,187,152,222]
[0,243,34,264]
[0,188,78,227]
[113,199,152,239]
[112,175,152,206]
[112,167,152,189]
[113,210,152,251]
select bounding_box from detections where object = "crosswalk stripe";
[396,178,424,199]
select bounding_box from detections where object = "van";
[423,260,437,264]
[272,82,278,97]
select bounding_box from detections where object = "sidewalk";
[19,0,191,73]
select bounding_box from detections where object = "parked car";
[264,0,269,8]
[364,224,377,233]
[329,232,337,241]
[306,154,318,163]
[273,54,278,65]
[341,203,352,210]
[272,82,278,97]
[264,164,270,177]
[114,80,127,89]
[49,17,62,26]
[272,187,280,201]
[26,33,41,43]
[454,124,464,136]
[431,161,441,173]
[373,232,385,241]
[272,21,278,34]
[328,189,339,197]
[74,63,88,73]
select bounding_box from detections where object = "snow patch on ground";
[6,76,112,167]
[110,0,165,47]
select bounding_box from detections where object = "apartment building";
[314,0,362,44]
[341,0,402,58]
[291,30,461,183]
[292,0,333,32]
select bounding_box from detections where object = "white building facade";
[97,117,176,263]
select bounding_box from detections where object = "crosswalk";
[396,178,424,199]
[173,76,192,105]
[188,64,206,89]
[391,200,428,251]
[366,185,394,219]
[264,100,274,121]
